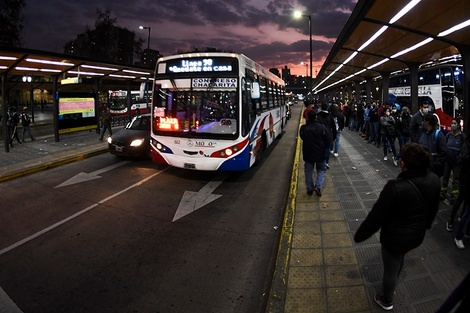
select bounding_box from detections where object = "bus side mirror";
[251,82,260,99]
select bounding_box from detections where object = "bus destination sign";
[167,58,236,74]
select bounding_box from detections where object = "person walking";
[354,143,440,311]
[7,106,22,148]
[99,106,113,142]
[299,109,332,197]
[20,106,35,142]
[380,107,399,166]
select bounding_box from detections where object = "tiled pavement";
[267,127,470,313]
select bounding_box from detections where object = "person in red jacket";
[354,143,440,311]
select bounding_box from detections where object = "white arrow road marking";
[173,173,229,222]
[55,161,131,188]
[0,167,169,257]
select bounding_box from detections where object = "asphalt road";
[0,105,302,313]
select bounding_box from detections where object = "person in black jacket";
[299,109,331,197]
[354,142,440,311]
[317,102,336,169]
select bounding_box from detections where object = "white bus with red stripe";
[150,53,288,171]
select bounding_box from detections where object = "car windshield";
[127,115,150,130]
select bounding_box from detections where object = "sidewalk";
[266,126,470,312]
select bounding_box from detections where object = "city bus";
[150,53,288,171]
[388,64,465,131]
[108,90,149,117]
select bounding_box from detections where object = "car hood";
[111,129,149,142]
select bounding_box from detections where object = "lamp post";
[22,76,34,123]
[294,11,312,94]
[139,25,151,110]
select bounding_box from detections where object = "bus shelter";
[0,47,153,152]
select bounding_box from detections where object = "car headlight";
[130,139,145,147]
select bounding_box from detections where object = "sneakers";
[334,153,339,157]
[393,158,398,167]
[374,294,393,311]
[446,220,454,232]
[314,187,322,197]
[383,156,388,161]
[454,238,465,249]
[326,163,330,170]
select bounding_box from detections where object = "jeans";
[369,122,379,143]
[456,203,469,240]
[22,125,35,142]
[304,160,326,192]
[381,246,405,303]
[382,135,398,159]
[334,130,342,154]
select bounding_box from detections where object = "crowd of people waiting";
[300,98,469,310]
[300,98,469,248]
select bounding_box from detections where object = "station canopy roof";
[313,0,470,94]
[0,46,153,88]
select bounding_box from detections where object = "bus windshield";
[153,88,239,139]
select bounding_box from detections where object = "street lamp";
[139,25,151,111]
[22,76,34,123]
[139,26,151,65]
[294,11,312,94]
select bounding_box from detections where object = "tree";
[0,0,26,47]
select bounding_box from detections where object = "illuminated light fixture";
[81,64,118,71]
[438,19,470,37]
[68,70,104,76]
[40,69,62,73]
[0,66,7,69]
[357,26,388,51]
[367,58,390,69]
[0,56,17,60]
[343,51,358,64]
[26,58,74,66]
[390,38,433,58]
[123,69,150,75]
[109,74,136,79]
[16,66,39,71]
[390,0,421,24]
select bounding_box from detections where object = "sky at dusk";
[21,0,357,77]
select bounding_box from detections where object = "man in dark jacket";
[299,110,331,197]
[354,143,440,311]
[415,113,447,177]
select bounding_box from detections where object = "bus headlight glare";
[156,142,163,150]
[225,148,233,156]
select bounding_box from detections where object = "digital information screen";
[164,57,238,74]
[57,92,97,134]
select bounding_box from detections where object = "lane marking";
[0,167,169,257]
[55,161,131,188]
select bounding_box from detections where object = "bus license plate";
[184,163,196,169]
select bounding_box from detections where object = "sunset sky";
[21,0,357,77]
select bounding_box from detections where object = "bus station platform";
[0,109,469,313]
